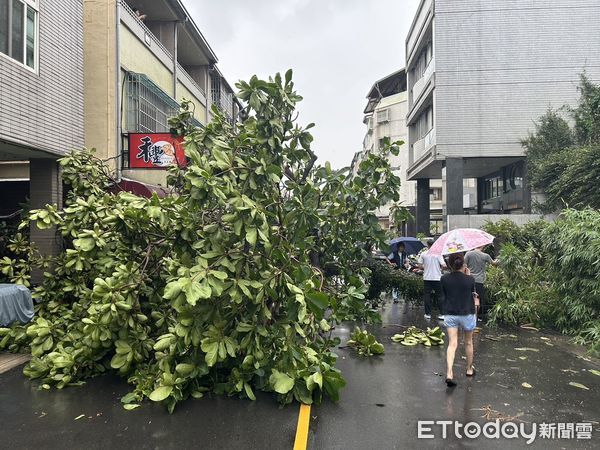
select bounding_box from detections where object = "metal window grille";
[211,74,221,109]
[124,72,180,133]
[211,74,233,121]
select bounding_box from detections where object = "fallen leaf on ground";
[561,369,578,373]
[522,382,533,389]
[518,356,527,360]
[484,335,500,341]
[74,414,85,421]
[514,347,540,352]
[540,337,550,341]
[569,382,590,390]
[123,404,140,411]
[589,369,600,377]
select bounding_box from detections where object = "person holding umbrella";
[441,253,477,387]
[426,228,495,387]
[386,242,409,303]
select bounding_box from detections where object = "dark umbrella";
[388,237,426,256]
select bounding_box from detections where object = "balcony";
[120,1,206,103]
[411,58,435,105]
[413,127,436,162]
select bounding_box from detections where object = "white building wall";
[433,0,600,159]
[364,92,413,221]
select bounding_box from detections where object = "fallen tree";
[0,71,405,412]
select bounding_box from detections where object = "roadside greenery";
[0,71,407,411]
[485,210,600,354]
[523,75,600,212]
[362,259,424,302]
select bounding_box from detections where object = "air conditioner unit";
[376,109,390,123]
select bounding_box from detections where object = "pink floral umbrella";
[427,228,495,256]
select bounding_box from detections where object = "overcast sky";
[183,0,421,168]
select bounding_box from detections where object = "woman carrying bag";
[441,253,478,387]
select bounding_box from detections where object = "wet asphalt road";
[310,302,600,449]
[0,300,599,449]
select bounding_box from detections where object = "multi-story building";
[0,0,84,258]
[84,0,239,189]
[357,69,443,236]
[405,0,600,232]
[0,0,239,265]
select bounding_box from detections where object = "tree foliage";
[523,75,600,211]
[0,71,406,411]
[486,209,600,354]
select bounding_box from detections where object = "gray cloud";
[183,0,421,168]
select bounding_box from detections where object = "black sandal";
[466,366,476,377]
[445,378,457,387]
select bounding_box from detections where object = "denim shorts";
[444,314,477,331]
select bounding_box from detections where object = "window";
[0,0,37,70]
[430,188,442,201]
[210,74,234,121]
[411,42,432,81]
[413,106,433,141]
[124,72,180,133]
[378,137,389,150]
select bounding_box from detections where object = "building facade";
[357,69,443,236]
[84,0,239,188]
[0,0,239,266]
[0,0,84,258]
[405,0,600,232]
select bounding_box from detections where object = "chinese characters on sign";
[128,133,187,169]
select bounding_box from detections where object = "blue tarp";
[0,284,34,327]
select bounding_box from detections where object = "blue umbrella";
[388,237,426,256]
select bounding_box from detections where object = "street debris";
[568,382,590,390]
[391,326,445,347]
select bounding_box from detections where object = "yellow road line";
[293,403,311,450]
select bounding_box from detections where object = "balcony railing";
[176,62,206,100]
[411,59,435,103]
[424,127,436,149]
[413,127,436,162]
[120,1,173,61]
[121,1,206,104]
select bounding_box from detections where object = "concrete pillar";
[522,160,532,213]
[476,177,485,214]
[444,158,464,215]
[29,159,62,284]
[416,179,430,236]
[406,206,417,237]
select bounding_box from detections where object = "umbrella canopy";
[427,228,495,256]
[388,237,425,256]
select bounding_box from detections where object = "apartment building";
[356,69,443,235]
[406,0,600,232]
[85,0,239,189]
[0,0,84,259]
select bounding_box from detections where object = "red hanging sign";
[128,133,187,169]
